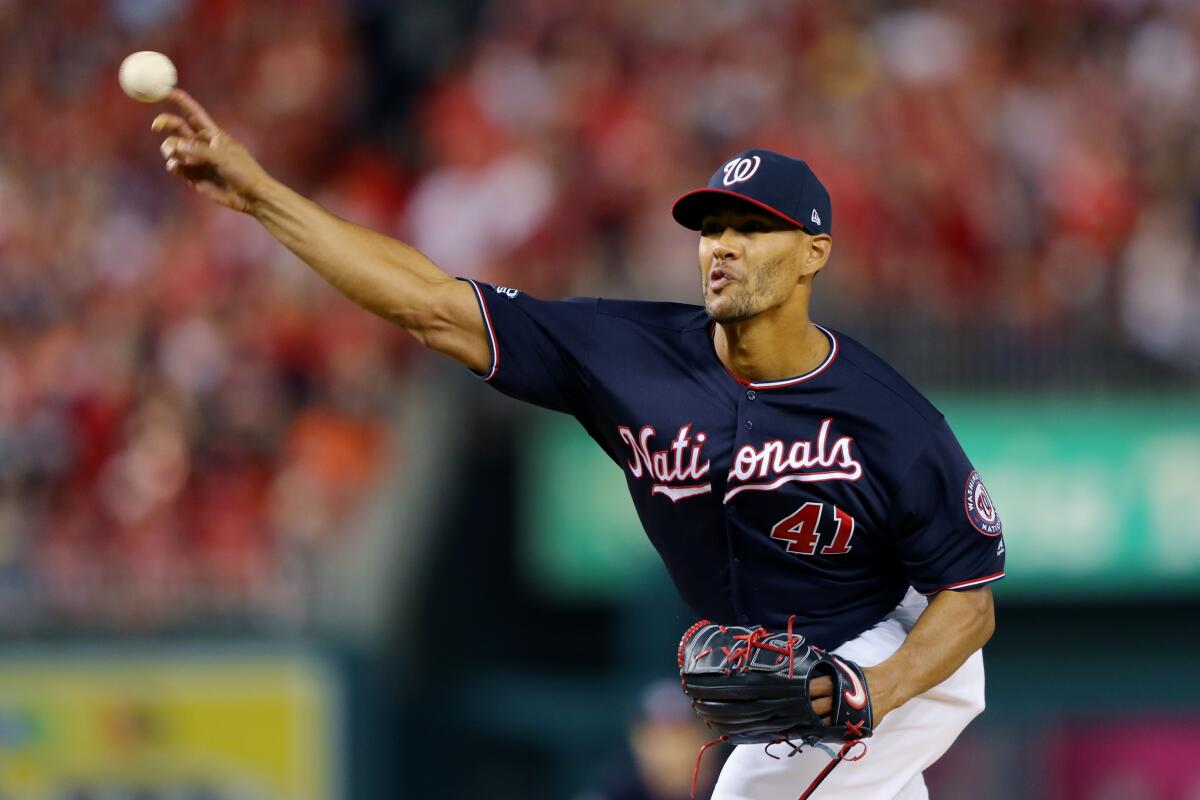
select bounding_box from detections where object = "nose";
[711,230,740,262]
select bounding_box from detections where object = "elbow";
[402,312,439,350]
[406,302,459,354]
[944,585,995,653]
[974,588,996,649]
[385,276,456,348]
[979,606,995,648]
[394,280,491,372]
[386,308,439,350]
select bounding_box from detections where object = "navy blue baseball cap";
[672,148,832,236]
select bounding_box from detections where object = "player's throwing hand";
[152,89,272,214]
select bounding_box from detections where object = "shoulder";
[825,326,944,429]
[595,297,710,332]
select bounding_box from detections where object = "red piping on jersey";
[466,279,500,381]
[707,324,838,389]
[673,188,816,233]
[921,571,1006,595]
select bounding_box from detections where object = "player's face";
[698,209,813,323]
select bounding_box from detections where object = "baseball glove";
[678,619,873,746]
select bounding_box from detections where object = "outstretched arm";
[154,89,490,372]
[810,586,995,725]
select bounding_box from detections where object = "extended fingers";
[165,88,219,137]
[160,135,216,169]
[152,113,195,138]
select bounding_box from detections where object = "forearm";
[247,178,489,370]
[865,587,995,719]
[250,178,449,327]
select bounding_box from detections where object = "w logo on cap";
[722,156,761,186]
[672,148,832,234]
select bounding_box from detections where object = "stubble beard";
[704,291,758,323]
[703,253,790,324]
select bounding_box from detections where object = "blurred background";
[2,0,1200,797]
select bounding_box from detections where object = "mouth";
[708,266,734,292]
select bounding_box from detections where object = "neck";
[713,290,829,384]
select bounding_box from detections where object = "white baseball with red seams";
[118,51,177,103]
[711,589,986,800]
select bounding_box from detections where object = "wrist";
[247,174,284,219]
[863,661,908,720]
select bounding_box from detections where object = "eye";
[701,221,725,237]
[741,220,767,233]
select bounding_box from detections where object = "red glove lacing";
[718,614,801,677]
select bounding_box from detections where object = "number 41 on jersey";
[770,502,856,556]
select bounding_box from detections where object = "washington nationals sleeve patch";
[964,470,1002,536]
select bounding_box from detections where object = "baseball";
[118,51,177,103]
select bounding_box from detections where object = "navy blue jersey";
[463,279,1006,649]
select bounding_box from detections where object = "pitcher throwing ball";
[153,89,1005,799]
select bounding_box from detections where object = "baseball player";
[154,89,1005,800]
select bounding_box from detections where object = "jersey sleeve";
[460,278,599,415]
[889,418,1006,595]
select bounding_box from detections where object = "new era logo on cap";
[672,148,832,236]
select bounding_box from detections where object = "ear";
[800,234,832,277]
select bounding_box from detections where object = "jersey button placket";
[728,386,758,626]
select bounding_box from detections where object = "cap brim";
[671,188,811,232]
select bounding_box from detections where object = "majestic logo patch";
[722,156,762,186]
[495,286,519,299]
[964,470,1002,536]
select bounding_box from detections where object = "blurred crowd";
[0,0,412,630]
[406,0,1200,379]
[2,0,1200,630]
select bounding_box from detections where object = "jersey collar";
[707,323,838,389]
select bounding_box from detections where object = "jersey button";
[738,614,750,624]
[746,390,756,400]
[744,420,753,430]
